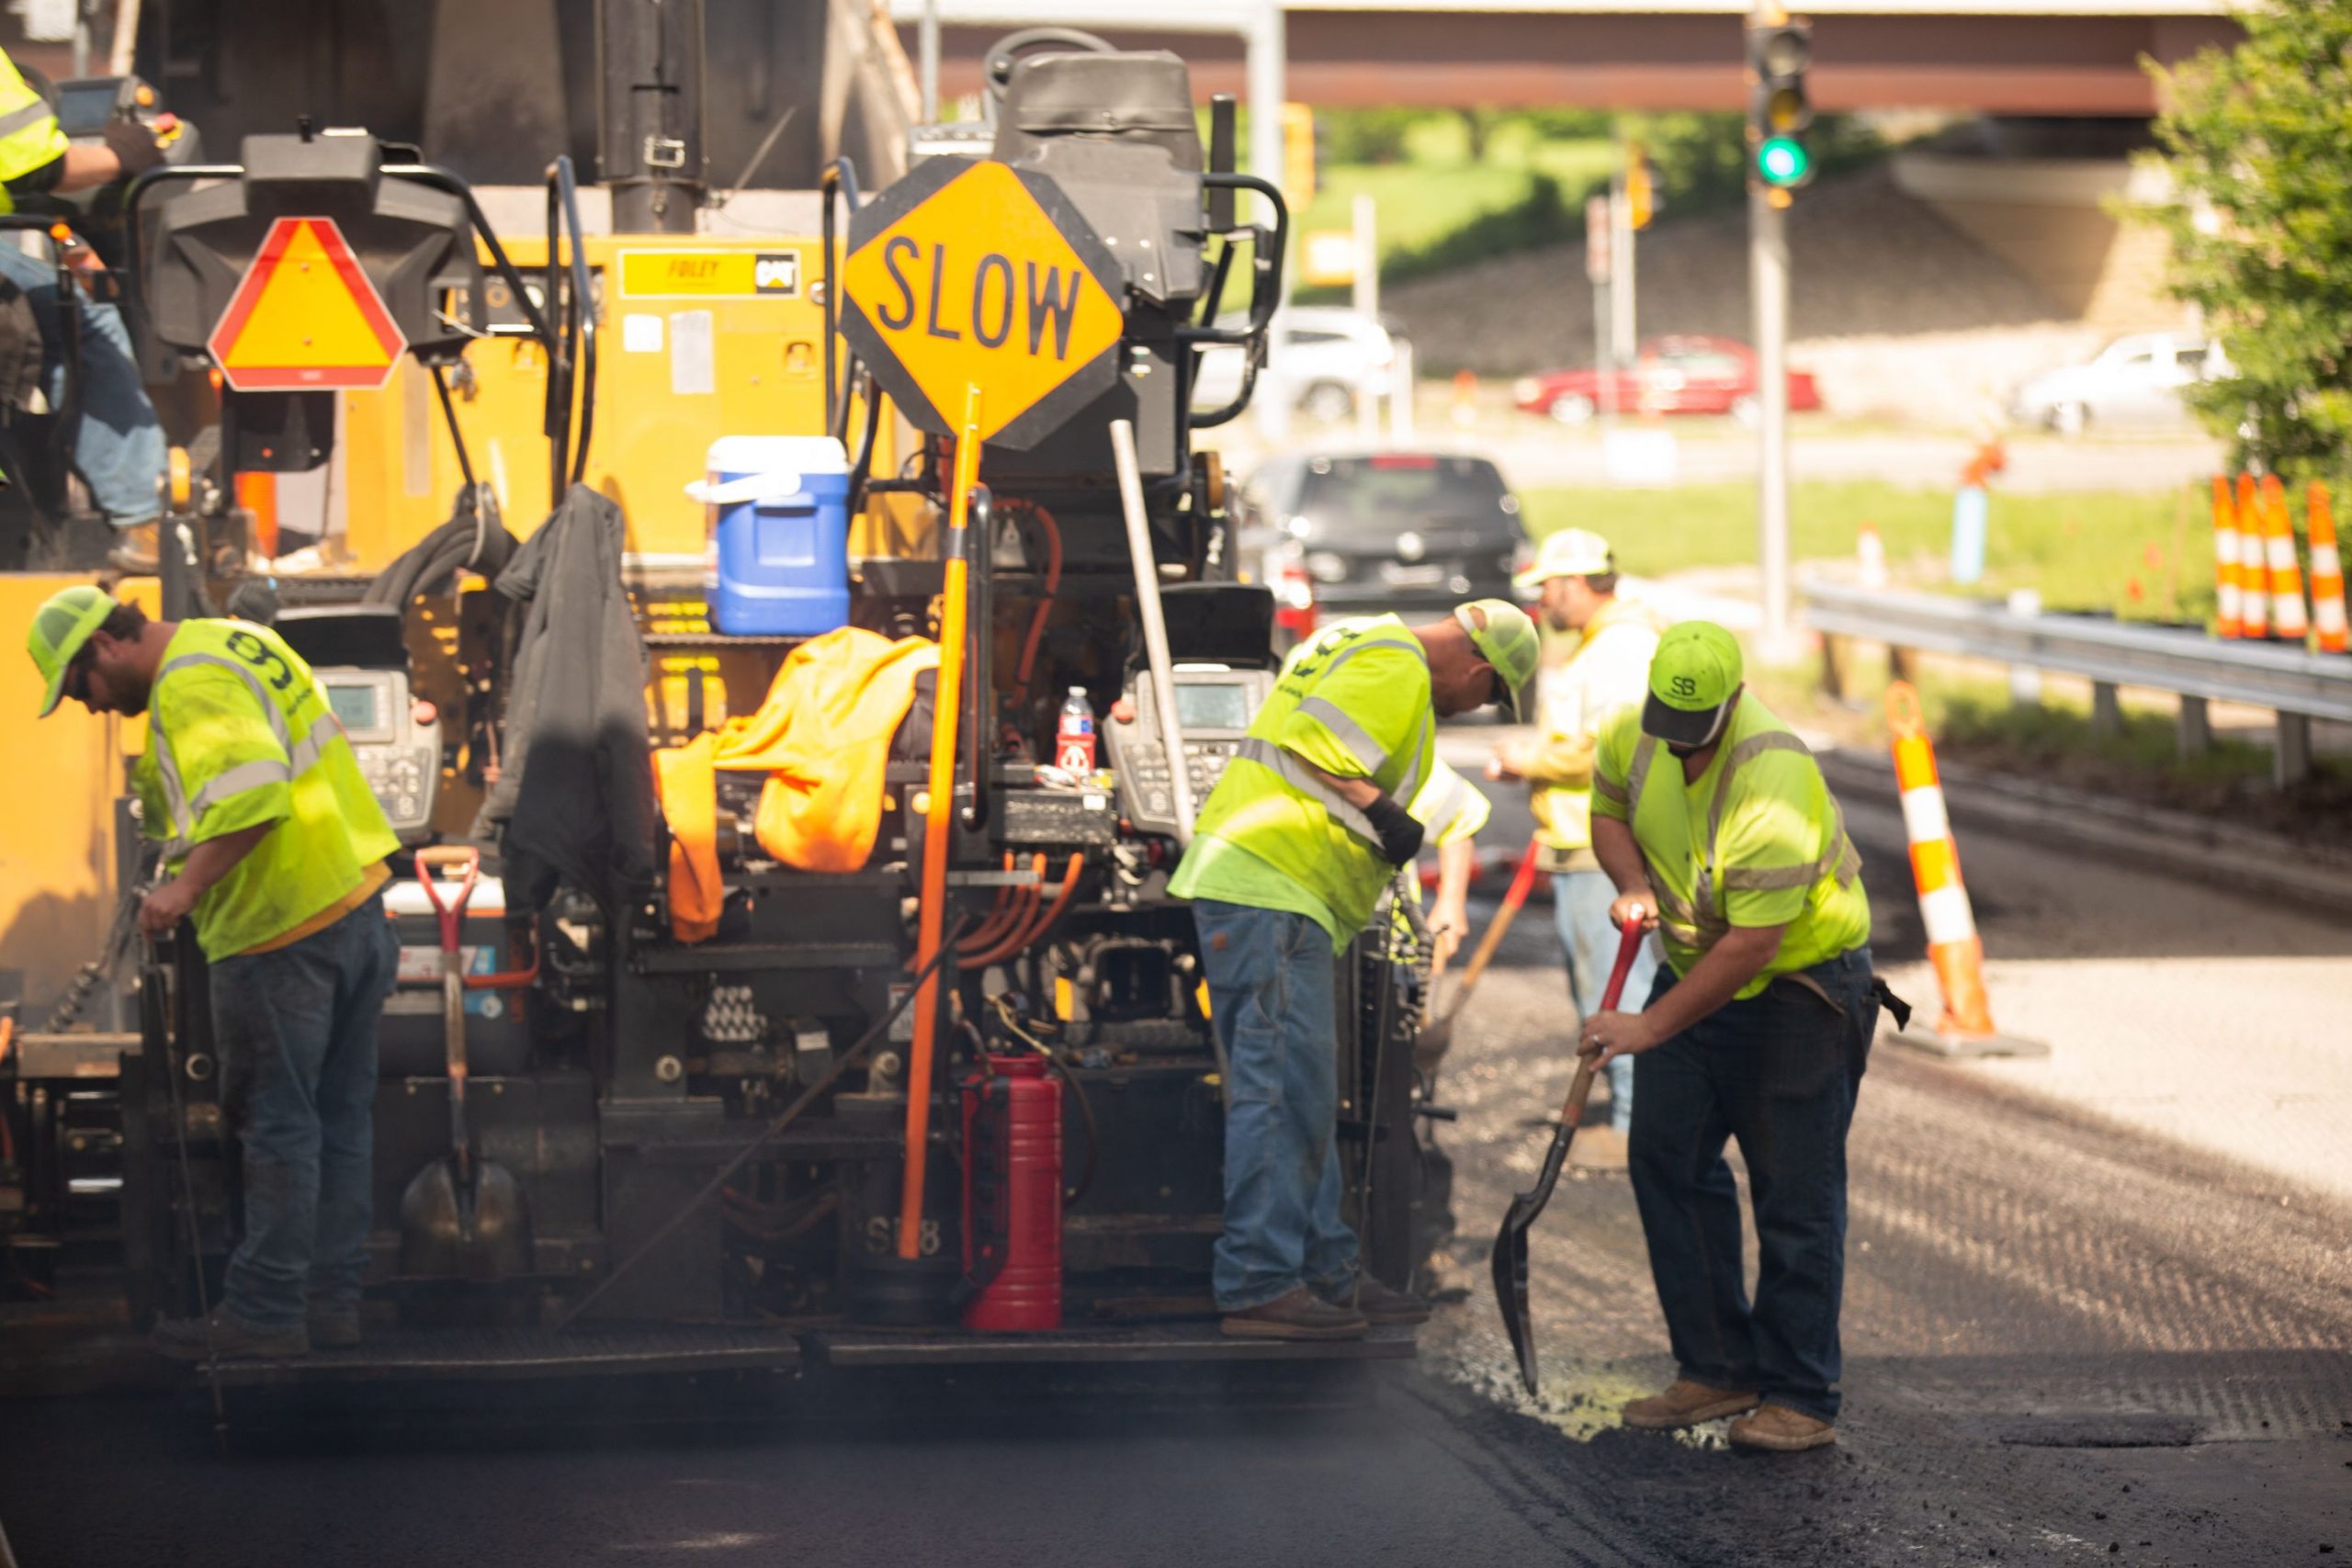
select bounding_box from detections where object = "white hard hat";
[1514,527,1614,588]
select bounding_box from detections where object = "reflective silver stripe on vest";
[1626,726,1860,947]
[148,724,194,848]
[1295,695,1390,774]
[1234,737,1382,845]
[187,758,295,818]
[0,97,54,141]
[1591,771,1630,806]
[288,707,345,774]
[1419,767,1471,838]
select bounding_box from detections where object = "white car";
[1191,306,1402,423]
[2009,333,2232,437]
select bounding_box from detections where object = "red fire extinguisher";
[957,1055,1062,1331]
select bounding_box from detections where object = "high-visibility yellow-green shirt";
[1169,615,1436,949]
[1591,692,1869,998]
[0,51,70,213]
[132,620,401,960]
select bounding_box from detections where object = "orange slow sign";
[840,159,1125,449]
[207,217,407,392]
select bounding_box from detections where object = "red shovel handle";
[1598,918,1646,1015]
[413,845,480,953]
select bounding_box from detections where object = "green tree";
[2146,4,2352,477]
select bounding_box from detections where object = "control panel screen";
[1173,682,1250,733]
[325,682,379,733]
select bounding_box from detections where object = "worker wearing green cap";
[1577,620,1886,1453]
[1173,597,1539,1341]
[29,583,400,1361]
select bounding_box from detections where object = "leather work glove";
[101,120,166,179]
[1362,793,1426,868]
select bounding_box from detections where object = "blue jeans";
[209,895,399,1331]
[1554,869,1657,1133]
[1193,899,1358,1311]
[1628,946,1878,1422]
[0,243,167,525]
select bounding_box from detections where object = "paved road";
[2,753,2346,1567]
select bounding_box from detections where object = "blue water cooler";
[702,435,854,636]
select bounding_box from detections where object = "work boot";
[149,1308,309,1362]
[1335,1274,1431,1326]
[1621,1378,1759,1430]
[1728,1404,1838,1452]
[107,522,159,574]
[1569,1125,1630,1171]
[307,1301,363,1350]
[1221,1286,1370,1341]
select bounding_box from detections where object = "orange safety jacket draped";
[654,627,941,942]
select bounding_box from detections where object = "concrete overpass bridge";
[896,0,2240,117]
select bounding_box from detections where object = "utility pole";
[1587,192,1613,424]
[919,0,940,123]
[1611,169,1635,383]
[1353,192,1382,444]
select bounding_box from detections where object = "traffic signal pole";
[1750,180,1795,659]
[1747,0,1807,662]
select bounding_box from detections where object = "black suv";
[1233,453,1532,639]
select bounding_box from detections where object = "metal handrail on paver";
[1802,581,2352,784]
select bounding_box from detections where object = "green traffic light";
[1758,135,1811,187]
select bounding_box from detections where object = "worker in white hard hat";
[1487,528,1668,1169]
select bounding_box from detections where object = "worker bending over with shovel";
[1172,600,1539,1340]
[29,587,400,1359]
[1578,621,1889,1451]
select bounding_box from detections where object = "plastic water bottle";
[1056,686,1097,773]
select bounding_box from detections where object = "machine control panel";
[318,669,441,839]
[1104,664,1275,838]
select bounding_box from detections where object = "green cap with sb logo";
[1641,620,1744,749]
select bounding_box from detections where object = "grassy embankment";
[1526,479,2352,818]
[1521,479,2213,623]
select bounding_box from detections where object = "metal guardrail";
[1803,581,2352,783]
[1804,582,2352,723]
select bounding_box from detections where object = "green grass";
[1521,480,2212,622]
[1283,134,1618,288]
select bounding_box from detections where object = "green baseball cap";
[1642,620,1744,749]
[1454,598,1540,722]
[28,584,118,718]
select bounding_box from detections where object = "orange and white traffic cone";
[1884,682,2048,1059]
[2261,474,2310,645]
[2235,475,2268,640]
[2309,481,2347,654]
[2211,475,2241,638]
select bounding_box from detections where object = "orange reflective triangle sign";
[207,217,408,392]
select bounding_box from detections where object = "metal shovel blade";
[1488,920,1647,1398]
[1492,1060,1594,1397]
[399,1152,534,1280]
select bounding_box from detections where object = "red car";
[1512,334,1822,426]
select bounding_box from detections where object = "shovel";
[400,846,533,1280]
[1416,835,1542,1067]
[1493,916,1646,1397]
